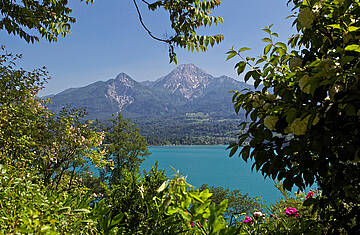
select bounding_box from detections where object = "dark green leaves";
[235,61,246,75]
[240,146,251,162]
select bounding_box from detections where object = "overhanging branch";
[132,0,171,44]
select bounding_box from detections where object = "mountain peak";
[172,64,207,75]
[115,72,131,80]
[112,72,138,87]
[153,64,214,99]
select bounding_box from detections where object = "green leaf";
[262,37,272,43]
[217,199,228,215]
[199,189,213,201]
[250,110,257,121]
[236,61,246,75]
[303,198,317,207]
[229,145,238,157]
[275,42,287,50]
[327,24,341,29]
[286,108,298,123]
[110,213,124,227]
[261,28,271,34]
[302,0,310,5]
[244,71,252,82]
[348,26,359,32]
[238,47,251,53]
[210,37,215,47]
[264,44,272,55]
[256,58,266,65]
[73,208,91,214]
[254,79,261,89]
[240,146,251,162]
[226,51,237,61]
[345,44,360,52]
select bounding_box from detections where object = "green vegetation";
[1,0,359,234]
[228,0,360,232]
[135,116,240,145]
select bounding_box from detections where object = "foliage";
[0,0,95,43]
[0,164,97,234]
[103,114,149,183]
[37,107,107,189]
[155,171,239,235]
[103,163,180,234]
[227,0,360,232]
[0,47,48,165]
[0,48,108,191]
[199,184,264,226]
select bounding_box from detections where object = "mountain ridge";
[46,64,251,120]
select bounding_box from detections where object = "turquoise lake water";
[140,145,282,205]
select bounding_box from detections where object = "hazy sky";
[1,0,296,96]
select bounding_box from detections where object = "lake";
[140,145,282,205]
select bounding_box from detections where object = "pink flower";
[190,221,195,227]
[285,207,299,218]
[242,216,252,223]
[306,191,314,199]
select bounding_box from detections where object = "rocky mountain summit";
[47,64,251,120]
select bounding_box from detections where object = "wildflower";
[190,221,195,227]
[306,191,315,199]
[253,211,263,218]
[242,216,253,223]
[270,214,278,219]
[285,207,299,218]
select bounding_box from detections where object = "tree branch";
[132,0,171,43]
[141,0,151,6]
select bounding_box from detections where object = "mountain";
[152,64,213,100]
[47,64,252,120]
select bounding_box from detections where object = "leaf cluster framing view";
[1,0,360,234]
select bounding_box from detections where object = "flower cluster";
[285,207,299,218]
[306,191,315,199]
[242,216,252,223]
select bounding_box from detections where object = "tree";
[0,0,95,43]
[103,114,149,183]
[0,47,48,165]
[0,47,108,192]
[227,0,360,232]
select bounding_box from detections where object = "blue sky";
[1,0,296,96]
